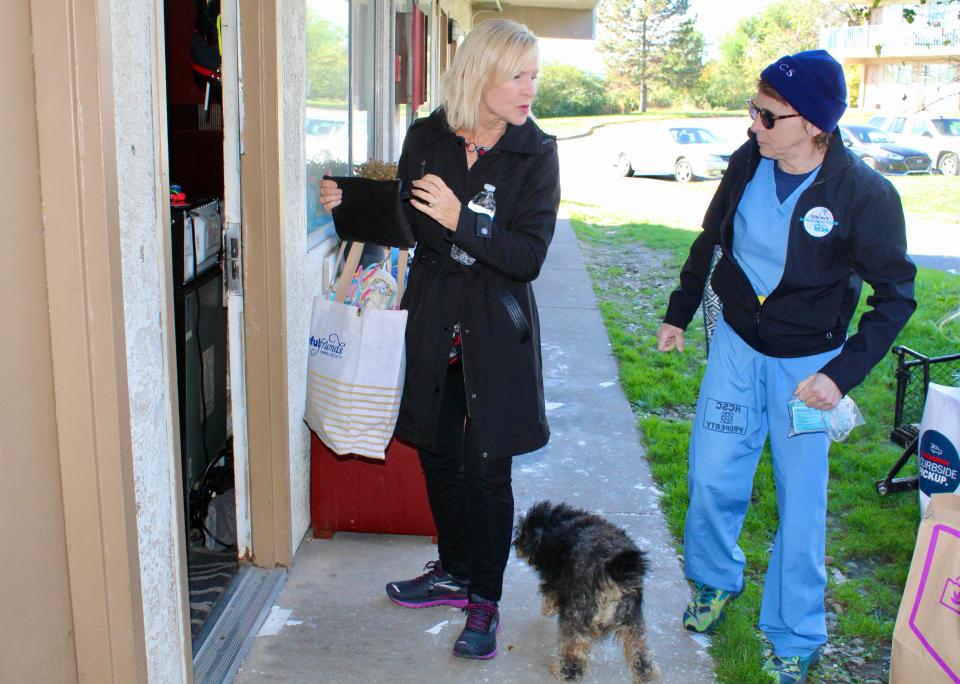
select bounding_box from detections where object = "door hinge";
[224,221,243,296]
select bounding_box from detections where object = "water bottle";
[450,184,496,266]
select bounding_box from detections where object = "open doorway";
[163,0,240,645]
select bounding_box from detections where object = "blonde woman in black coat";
[320,19,560,661]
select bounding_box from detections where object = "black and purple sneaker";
[452,595,500,660]
[385,560,469,608]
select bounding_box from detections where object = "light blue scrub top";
[732,158,820,300]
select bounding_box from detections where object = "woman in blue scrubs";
[657,50,916,684]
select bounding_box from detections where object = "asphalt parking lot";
[556,119,959,273]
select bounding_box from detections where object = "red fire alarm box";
[310,433,438,539]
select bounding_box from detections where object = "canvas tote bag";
[304,242,410,460]
[889,493,960,683]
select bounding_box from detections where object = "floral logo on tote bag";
[910,524,960,681]
[309,333,346,359]
[941,576,960,616]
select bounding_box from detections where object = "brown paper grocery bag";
[890,494,960,683]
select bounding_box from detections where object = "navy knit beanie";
[760,50,847,133]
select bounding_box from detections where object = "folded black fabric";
[329,176,415,248]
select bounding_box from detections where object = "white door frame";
[220,0,253,558]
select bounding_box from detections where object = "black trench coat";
[393,109,561,459]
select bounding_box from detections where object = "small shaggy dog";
[513,500,659,683]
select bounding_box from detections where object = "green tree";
[306,9,348,103]
[534,64,612,118]
[694,60,747,109]
[696,0,845,109]
[597,0,693,112]
[658,18,705,105]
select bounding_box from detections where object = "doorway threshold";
[193,564,286,684]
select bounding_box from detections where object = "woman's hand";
[410,174,461,231]
[795,373,842,410]
[656,323,685,352]
[319,174,342,213]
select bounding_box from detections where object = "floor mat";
[188,544,239,640]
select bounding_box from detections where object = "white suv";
[867,113,960,176]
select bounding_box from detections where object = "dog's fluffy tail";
[607,548,647,585]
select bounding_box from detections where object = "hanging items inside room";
[191,0,222,113]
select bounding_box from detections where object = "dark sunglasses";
[747,99,801,129]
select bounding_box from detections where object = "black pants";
[417,364,514,602]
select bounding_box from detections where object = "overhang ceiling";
[475,1,599,10]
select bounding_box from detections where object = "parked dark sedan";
[838,124,932,175]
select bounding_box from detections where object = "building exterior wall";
[110,0,193,679]
[0,2,79,680]
[820,1,960,111]
[856,60,960,111]
[1,2,599,681]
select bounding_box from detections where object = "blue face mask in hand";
[787,396,865,442]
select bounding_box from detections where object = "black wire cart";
[876,346,960,496]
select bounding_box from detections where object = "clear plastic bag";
[787,394,866,442]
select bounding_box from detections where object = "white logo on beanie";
[779,63,795,77]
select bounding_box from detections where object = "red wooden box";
[310,432,438,538]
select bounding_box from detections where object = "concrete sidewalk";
[235,219,714,683]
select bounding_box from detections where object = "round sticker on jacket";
[802,207,837,237]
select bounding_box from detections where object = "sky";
[687,0,780,54]
[538,0,780,73]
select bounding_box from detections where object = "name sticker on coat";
[703,398,749,435]
[802,207,837,238]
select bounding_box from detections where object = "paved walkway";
[235,218,715,683]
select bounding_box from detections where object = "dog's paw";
[541,595,559,617]
[550,658,586,681]
[633,662,661,683]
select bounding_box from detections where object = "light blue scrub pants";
[684,317,841,657]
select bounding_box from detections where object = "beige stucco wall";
[0,2,78,681]
[282,0,338,552]
[111,0,190,679]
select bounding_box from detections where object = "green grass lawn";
[886,175,960,223]
[568,206,960,683]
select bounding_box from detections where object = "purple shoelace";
[413,560,444,584]
[463,599,498,632]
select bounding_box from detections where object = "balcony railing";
[820,24,960,53]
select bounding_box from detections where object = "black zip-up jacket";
[394,109,561,459]
[664,131,916,395]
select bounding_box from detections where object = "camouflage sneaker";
[682,580,740,633]
[761,649,821,684]
[385,560,469,608]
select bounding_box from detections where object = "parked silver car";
[867,113,960,176]
[615,125,735,182]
